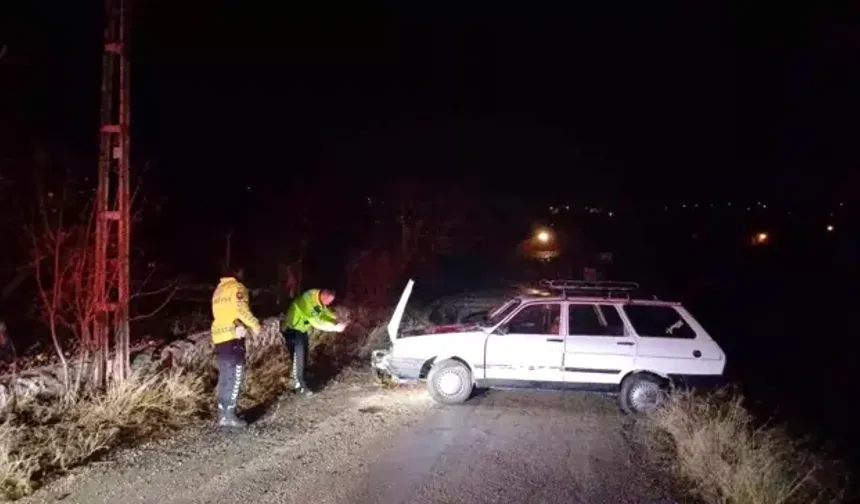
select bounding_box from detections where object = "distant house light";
[752,232,769,245]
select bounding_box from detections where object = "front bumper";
[371,349,422,384]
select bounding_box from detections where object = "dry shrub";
[0,370,208,500]
[238,346,291,409]
[0,422,38,500]
[648,387,846,504]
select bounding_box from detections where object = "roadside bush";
[0,370,209,500]
[648,388,847,504]
[238,345,291,410]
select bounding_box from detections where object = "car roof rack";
[537,279,642,300]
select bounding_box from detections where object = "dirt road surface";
[24,373,680,504]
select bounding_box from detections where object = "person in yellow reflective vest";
[281,288,347,395]
[211,267,261,428]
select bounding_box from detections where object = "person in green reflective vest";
[281,288,347,395]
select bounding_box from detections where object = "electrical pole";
[95,0,131,384]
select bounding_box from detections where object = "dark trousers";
[282,328,309,387]
[215,339,246,410]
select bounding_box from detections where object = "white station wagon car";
[372,280,726,414]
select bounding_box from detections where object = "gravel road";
[24,373,680,504]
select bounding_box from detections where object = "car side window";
[501,303,561,335]
[622,305,697,339]
[568,304,625,336]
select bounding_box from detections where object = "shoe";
[217,405,247,428]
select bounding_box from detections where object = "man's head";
[319,289,335,306]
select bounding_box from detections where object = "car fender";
[621,368,671,384]
[393,332,486,375]
[426,354,477,374]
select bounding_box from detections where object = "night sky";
[2,2,859,212]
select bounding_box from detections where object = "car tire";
[619,373,666,415]
[426,359,474,405]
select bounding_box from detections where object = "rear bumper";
[371,350,422,384]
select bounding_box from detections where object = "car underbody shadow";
[468,387,491,401]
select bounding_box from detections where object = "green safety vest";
[283,289,337,332]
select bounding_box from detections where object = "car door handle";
[546,338,563,343]
[616,341,634,346]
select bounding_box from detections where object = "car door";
[620,303,725,375]
[484,302,564,383]
[563,303,636,384]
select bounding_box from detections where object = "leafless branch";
[129,286,177,322]
[130,283,175,299]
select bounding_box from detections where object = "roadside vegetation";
[0,369,208,500]
[648,387,848,504]
[0,307,388,501]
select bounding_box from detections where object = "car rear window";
[622,305,696,339]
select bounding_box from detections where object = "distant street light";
[518,227,560,262]
[536,229,552,243]
[752,232,769,245]
[826,224,835,232]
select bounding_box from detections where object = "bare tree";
[27,182,80,393]
[27,175,176,392]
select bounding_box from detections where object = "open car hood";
[387,279,415,343]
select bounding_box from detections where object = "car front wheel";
[619,373,666,415]
[427,359,473,405]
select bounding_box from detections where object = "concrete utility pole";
[94,0,131,383]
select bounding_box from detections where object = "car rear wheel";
[427,359,473,405]
[619,373,666,415]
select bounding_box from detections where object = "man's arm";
[234,287,261,335]
[307,304,345,332]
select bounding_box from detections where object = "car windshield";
[483,299,522,326]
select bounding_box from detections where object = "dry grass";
[648,387,847,504]
[0,370,210,500]
[238,346,292,409]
